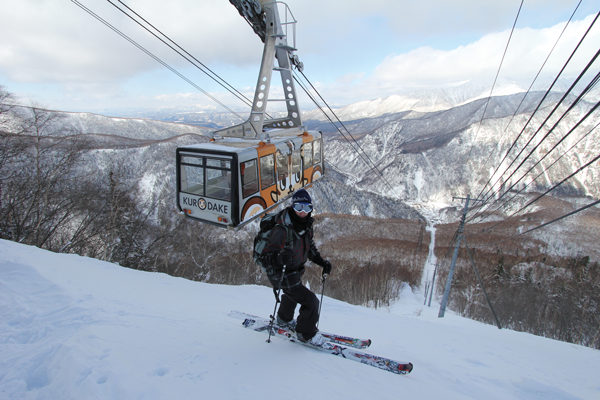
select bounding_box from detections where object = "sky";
[0,0,599,114]
[2,238,599,399]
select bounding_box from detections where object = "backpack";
[253,212,292,274]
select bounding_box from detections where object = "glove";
[276,248,294,268]
[321,260,332,275]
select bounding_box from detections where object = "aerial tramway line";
[72,0,324,229]
[72,0,398,230]
[176,0,324,229]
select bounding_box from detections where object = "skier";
[258,189,332,346]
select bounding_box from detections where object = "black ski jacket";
[259,207,325,289]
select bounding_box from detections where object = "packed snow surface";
[1,239,598,400]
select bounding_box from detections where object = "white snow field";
[1,239,598,400]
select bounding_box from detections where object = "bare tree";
[0,104,89,249]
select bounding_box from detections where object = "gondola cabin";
[176,0,322,229]
[176,129,323,229]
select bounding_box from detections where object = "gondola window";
[276,151,288,181]
[180,156,204,196]
[206,159,231,201]
[291,148,301,175]
[260,154,275,189]
[241,159,259,198]
[303,142,313,168]
[314,140,321,164]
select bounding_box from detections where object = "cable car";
[176,0,324,229]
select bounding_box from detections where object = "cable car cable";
[292,73,384,185]
[466,71,600,224]
[470,46,600,217]
[476,147,600,238]
[470,109,600,234]
[291,74,388,193]
[465,0,524,161]
[294,73,402,199]
[475,73,600,217]
[471,12,600,210]
[471,12,599,211]
[472,0,583,196]
[466,197,600,248]
[108,0,256,110]
[293,70,404,199]
[71,0,246,120]
[292,73,375,168]
[469,117,600,228]
[475,64,600,210]
[473,49,600,214]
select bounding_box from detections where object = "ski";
[230,311,413,375]
[229,310,371,349]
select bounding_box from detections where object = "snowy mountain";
[59,110,212,140]
[1,239,599,399]
[319,89,600,206]
[303,78,528,121]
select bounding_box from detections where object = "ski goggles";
[293,202,313,213]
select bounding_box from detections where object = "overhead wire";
[71,0,246,120]
[467,62,600,225]
[486,71,600,203]
[469,114,600,232]
[290,74,374,172]
[467,197,600,248]
[292,70,404,200]
[470,12,600,211]
[469,103,600,235]
[461,11,600,248]
[473,0,583,197]
[465,0,524,161]
[474,73,599,215]
[476,138,600,237]
[292,73,398,197]
[446,6,600,276]
[108,0,256,109]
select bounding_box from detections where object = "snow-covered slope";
[1,239,598,399]
[303,79,527,121]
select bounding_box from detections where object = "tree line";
[433,222,600,350]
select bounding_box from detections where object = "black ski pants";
[269,271,320,337]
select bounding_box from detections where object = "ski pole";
[267,263,287,343]
[317,273,327,329]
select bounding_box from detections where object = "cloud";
[336,72,365,84]
[2,0,587,85]
[292,0,588,49]
[316,14,600,104]
[1,0,597,112]
[0,0,263,85]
